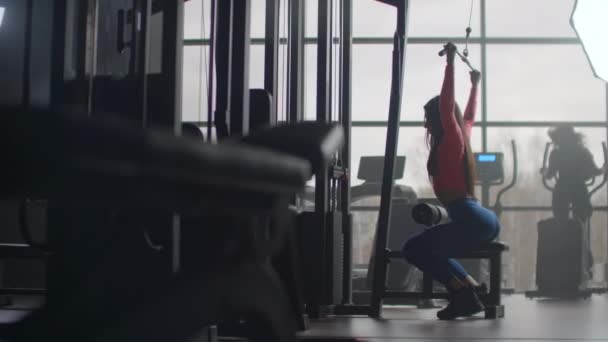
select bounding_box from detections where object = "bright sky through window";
[0,7,5,27]
[572,0,608,82]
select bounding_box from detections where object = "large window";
[182,0,608,292]
[182,46,209,123]
[486,45,605,121]
[407,0,481,38]
[486,0,577,37]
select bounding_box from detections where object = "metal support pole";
[74,2,88,78]
[160,1,184,130]
[207,0,217,142]
[480,0,488,152]
[288,0,305,123]
[85,0,99,117]
[339,0,353,305]
[161,0,184,274]
[480,0,489,206]
[370,0,409,319]
[264,0,280,125]
[49,0,68,109]
[21,0,33,109]
[229,0,251,136]
[128,1,137,76]
[136,0,150,127]
[215,0,233,139]
[605,83,608,283]
[316,0,332,213]
[307,0,333,313]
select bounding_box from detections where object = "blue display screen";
[477,154,497,162]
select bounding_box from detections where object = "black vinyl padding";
[238,121,344,175]
[0,109,336,203]
[0,243,46,258]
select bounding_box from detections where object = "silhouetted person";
[542,125,604,224]
[402,43,500,320]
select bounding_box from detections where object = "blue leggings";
[402,198,500,285]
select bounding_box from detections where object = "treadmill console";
[475,153,504,184]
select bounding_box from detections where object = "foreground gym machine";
[0,1,344,341]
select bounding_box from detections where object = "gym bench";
[386,241,509,319]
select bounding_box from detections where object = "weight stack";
[296,211,343,318]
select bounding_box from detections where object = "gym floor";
[299,295,608,342]
[1,295,607,341]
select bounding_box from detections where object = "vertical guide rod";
[339,0,353,305]
[21,0,33,109]
[161,0,184,274]
[288,0,305,122]
[86,0,99,116]
[314,0,333,309]
[214,0,233,139]
[370,0,410,319]
[480,0,489,206]
[207,0,217,142]
[137,0,151,127]
[264,0,280,125]
[51,0,68,109]
[480,0,488,152]
[229,0,251,135]
[316,0,332,212]
[75,1,88,83]
[605,82,608,283]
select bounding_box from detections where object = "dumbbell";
[411,203,451,227]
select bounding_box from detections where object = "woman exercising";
[542,125,604,280]
[401,42,500,320]
[543,125,604,224]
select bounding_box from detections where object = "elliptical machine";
[526,142,607,299]
[475,141,518,293]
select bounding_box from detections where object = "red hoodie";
[431,63,478,195]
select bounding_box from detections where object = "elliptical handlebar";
[541,142,555,192]
[494,140,517,217]
[588,142,608,198]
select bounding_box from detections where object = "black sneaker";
[437,287,485,320]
